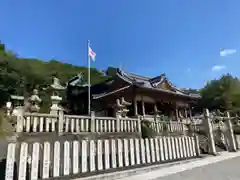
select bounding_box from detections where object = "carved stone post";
[58,109,64,135]
[154,114,159,133]
[90,111,95,132]
[141,100,145,116]
[175,108,179,122]
[225,112,237,152]
[204,109,217,155]
[116,113,120,132]
[138,116,142,137]
[16,115,24,133]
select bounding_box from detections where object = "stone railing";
[16,112,59,133]
[64,114,91,133]
[5,136,200,180]
[16,111,141,134]
[150,121,185,134]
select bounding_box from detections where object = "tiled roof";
[115,68,200,98]
[70,68,201,100]
[91,69,201,99]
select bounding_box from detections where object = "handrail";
[64,114,91,119]
[24,112,58,118]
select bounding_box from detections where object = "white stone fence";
[16,112,188,135]
[16,112,141,134]
[150,121,185,134]
[5,136,200,180]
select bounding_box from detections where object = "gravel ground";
[155,156,240,180]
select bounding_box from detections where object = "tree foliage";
[197,74,240,113]
[0,42,110,109]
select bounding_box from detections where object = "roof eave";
[92,85,132,100]
[116,69,133,85]
[136,85,200,99]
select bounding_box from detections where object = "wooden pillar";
[170,110,174,121]
[189,108,192,119]
[184,108,188,118]
[175,108,179,122]
[154,103,158,114]
[141,98,145,116]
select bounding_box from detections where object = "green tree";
[197,74,240,112]
[0,41,111,111]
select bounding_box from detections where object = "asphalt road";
[155,156,240,180]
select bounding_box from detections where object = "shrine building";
[66,68,200,121]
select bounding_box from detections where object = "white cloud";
[220,49,236,57]
[212,65,226,71]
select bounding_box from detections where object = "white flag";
[88,46,96,61]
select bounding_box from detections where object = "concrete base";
[72,158,203,180]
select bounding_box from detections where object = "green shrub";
[162,121,168,131]
[233,125,240,134]
[141,119,156,138]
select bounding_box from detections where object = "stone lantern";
[48,77,66,115]
[6,101,12,116]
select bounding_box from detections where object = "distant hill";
[0,42,110,109]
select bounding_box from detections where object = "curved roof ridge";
[116,68,197,96]
[163,77,188,94]
[127,72,150,80]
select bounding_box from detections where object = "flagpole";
[88,40,91,115]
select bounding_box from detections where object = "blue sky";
[0,0,240,89]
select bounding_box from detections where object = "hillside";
[0,42,110,108]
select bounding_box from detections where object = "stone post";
[58,109,64,135]
[194,135,201,156]
[90,111,95,132]
[225,112,237,152]
[181,121,186,135]
[116,113,120,132]
[16,115,23,133]
[138,116,142,137]
[203,109,217,155]
[154,114,159,133]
